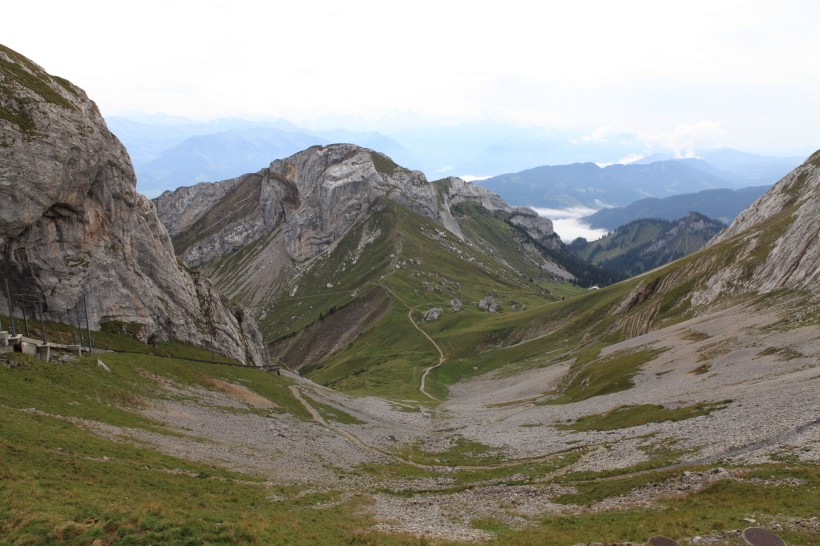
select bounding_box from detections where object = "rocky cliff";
[0,45,269,366]
[155,144,562,270]
[432,176,558,247]
[696,151,820,299]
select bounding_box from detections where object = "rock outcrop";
[434,176,557,247]
[422,307,443,321]
[157,145,439,267]
[685,152,820,306]
[156,152,562,269]
[478,295,502,313]
[0,45,268,366]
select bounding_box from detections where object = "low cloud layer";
[532,207,609,242]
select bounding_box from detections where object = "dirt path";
[379,284,447,401]
[288,383,597,474]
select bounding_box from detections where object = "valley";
[1,43,818,545]
[2,286,817,544]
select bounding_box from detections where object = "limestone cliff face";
[691,151,820,304]
[0,45,268,366]
[434,177,557,247]
[154,145,574,325]
[157,145,561,268]
[158,145,438,267]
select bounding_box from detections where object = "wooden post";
[4,278,15,336]
[83,294,93,352]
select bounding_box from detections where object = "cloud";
[579,125,615,142]
[531,207,609,242]
[596,151,650,167]
[643,121,727,157]
[460,175,491,182]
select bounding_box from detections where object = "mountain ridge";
[571,212,726,278]
[154,144,621,372]
[583,185,772,229]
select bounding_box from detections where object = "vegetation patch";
[393,436,504,467]
[558,401,731,432]
[369,151,401,175]
[755,346,804,361]
[360,449,585,495]
[506,464,820,545]
[0,44,76,133]
[696,338,736,363]
[302,393,366,425]
[681,329,711,342]
[543,347,667,404]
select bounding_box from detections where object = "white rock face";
[692,152,820,305]
[156,146,560,267]
[438,177,556,246]
[0,45,269,366]
[157,145,440,266]
[422,308,443,321]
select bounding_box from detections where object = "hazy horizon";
[3,0,819,160]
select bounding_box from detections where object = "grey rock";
[0,46,269,367]
[478,295,502,313]
[422,308,443,321]
[694,152,820,305]
[449,298,463,312]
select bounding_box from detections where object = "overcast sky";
[3,0,819,155]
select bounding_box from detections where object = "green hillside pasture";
[452,202,546,280]
[544,347,667,404]
[0,313,239,364]
[0,362,401,545]
[429,278,640,388]
[385,203,551,309]
[483,464,819,545]
[557,400,732,432]
[305,306,438,402]
[0,350,311,428]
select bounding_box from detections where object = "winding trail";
[379,283,446,401]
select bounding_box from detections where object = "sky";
[3,0,819,158]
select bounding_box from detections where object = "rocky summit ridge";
[156,144,561,270]
[0,45,268,366]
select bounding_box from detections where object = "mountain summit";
[154,144,615,374]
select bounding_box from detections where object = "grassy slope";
[572,216,724,278]
[302,201,586,401]
[2,350,817,545]
[0,349,415,545]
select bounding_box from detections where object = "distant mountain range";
[107,114,805,200]
[478,155,800,210]
[636,149,805,186]
[583,186,771,230]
